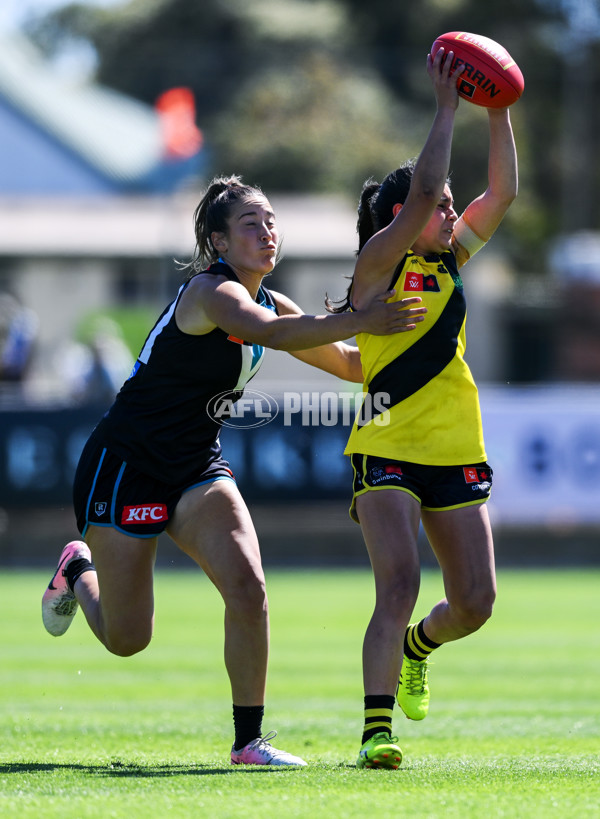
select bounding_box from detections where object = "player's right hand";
[359,291,427,336]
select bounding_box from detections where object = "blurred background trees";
[24,0,600,275]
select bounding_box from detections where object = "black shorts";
[73,435,236,538]
[349,454,493,523]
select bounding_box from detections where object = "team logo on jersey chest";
[404,272,440,292]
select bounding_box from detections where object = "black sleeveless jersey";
[94,262,277,485]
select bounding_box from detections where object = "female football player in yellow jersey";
[331,47,518,769]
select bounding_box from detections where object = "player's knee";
[455,589,496,633]
[104,626,153,657]
[224,571,268,621]
[376,567,420,621]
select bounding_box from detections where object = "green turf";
[1,567,599,818]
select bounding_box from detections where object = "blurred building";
[0,33,203,196]
[549,231,600,381]
[0,33,203,400]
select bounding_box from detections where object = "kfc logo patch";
[121,504,168,524]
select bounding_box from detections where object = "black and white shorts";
[73,434,235,538]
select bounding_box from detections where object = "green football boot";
[356,732,402,770]
[396,655,430,720]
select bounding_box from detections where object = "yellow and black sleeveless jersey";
[344,250,486,466]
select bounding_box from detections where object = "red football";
[431,31,524,108]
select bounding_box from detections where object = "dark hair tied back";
[357,180,381,255]
[326,159,419,313]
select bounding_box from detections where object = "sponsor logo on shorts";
[471,481,492,494]
[463,467,492,495]
[463,467,491,483]
[94,502,107,516]
[368,465,403,485]
[121,504,168,524]
[463,467,480,483]
[384,465,403,476]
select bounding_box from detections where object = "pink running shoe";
[230,731,307,767]
[42,541,92,636]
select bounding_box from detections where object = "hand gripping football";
[431,31,524,108]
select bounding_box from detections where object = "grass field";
[1,567,599,818]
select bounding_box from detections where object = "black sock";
[65,557,95,592]
[233,704,264,751]
[361,694,394,745]
[404,620,441,661]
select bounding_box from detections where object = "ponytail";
[326,180,381,313]
[357,180,381,253]
[326,162,419,313]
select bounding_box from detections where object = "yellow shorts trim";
[421,496,490,513]
[349,483,420,524]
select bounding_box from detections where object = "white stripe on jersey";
[138,284,185,364]
[233,342,264,391]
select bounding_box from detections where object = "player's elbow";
[491,177,518,207]
[242,322,286,350]
[346,358,365,383]
[260,325,288,350]
[415,182,443,206]
[499,187,518,207]
[259,319,306,351]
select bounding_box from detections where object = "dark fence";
[1,397,599,567]
[0,400,354,508]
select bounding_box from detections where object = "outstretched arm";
[456,107,518,258]
[177,274,427,352]
[352,48,464,306]
[272,290,425,381]
[291,342,364,382]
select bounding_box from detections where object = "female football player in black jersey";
[42,176,427,767]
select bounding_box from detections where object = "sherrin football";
[431,31,524,108]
